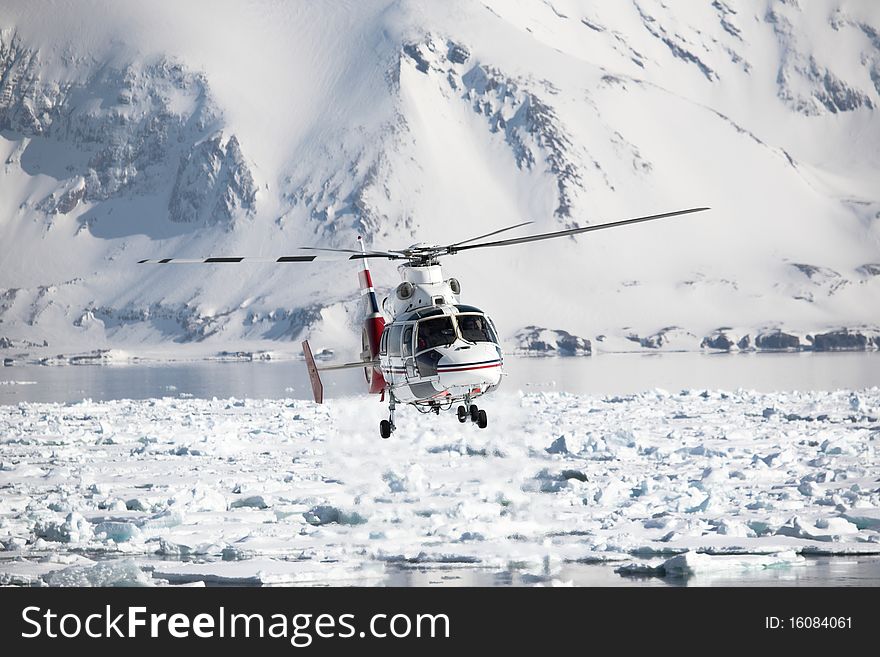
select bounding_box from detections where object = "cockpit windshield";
[457,313,498,344]
[417,316,457,350]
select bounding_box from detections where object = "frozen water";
[661,550,806,577]
[45,559,153,587]
[1,386,878,586]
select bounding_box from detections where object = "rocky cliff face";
[770,7,877,115]
[0,28,256,224]
[169,133,257,226]
[285,32,595,248]
[401,36,586,222]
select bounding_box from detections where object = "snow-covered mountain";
[1,0,879,360]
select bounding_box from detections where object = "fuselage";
[378,303,503,406]
[371,261,503,407]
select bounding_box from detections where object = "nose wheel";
[459,403,488,429]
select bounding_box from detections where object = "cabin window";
[457,313,497,344]
[402,325,413,357]
[416,316,456,351]
[388,324,403,357]
[379,328,388,355]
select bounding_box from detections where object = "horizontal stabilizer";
[316,360,379,372]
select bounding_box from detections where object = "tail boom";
[358,237,386,395]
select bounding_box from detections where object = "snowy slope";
[1,0,879,359]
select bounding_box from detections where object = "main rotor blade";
[296,246,402,258]
[451,207,710,253]
[138,252,402,264]
[447,220,534,248]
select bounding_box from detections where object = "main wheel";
[469,404,479,422]
[379,419,392,439]
[477,409,488,429]
[457,405,468,423]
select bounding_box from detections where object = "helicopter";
[141,206,708,438]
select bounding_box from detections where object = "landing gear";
[464,401,488,429]
[380,395,397,439]
[382,397,488,436]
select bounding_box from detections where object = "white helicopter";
[141,206,708,438]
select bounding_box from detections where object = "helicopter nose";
[436,343,503,389]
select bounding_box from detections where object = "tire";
[380,419,392,439]
[457,405,468,423]
[469,404,479,422]
[477,409,488,429]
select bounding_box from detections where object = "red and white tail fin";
[358,236,386,395]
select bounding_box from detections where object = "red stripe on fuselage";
[437,363,502,373]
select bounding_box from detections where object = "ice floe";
[1,388,878,585]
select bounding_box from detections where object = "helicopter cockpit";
[415,313,497,350]
[455,313,497,344]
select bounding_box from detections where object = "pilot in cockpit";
[458,314,492,343]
